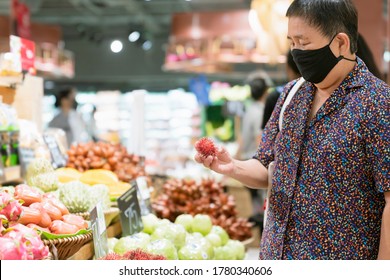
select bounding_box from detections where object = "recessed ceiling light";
[142,40,152,51]
[128,31,141,42]
[110,40,123,53]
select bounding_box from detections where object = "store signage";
[90,202,108,259]
[117,181,143,236]
[42,133,67,169]
[9,35,35,74]
[11,0,31,39]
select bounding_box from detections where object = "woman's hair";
[286,0,358,53]
[356,34,383,79]
[54,88,75,108]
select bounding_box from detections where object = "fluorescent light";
[128,31,140,42]
[110,40,123,53]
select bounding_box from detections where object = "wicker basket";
[43,232,93,260]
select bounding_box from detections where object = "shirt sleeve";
[252,80,296,168]
[364,83,390,193]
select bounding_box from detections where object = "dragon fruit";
[0,192,23,222]
[0,214,8,235]
[3,224,49,260]
[0,191,12,208]
[0,237,29,260]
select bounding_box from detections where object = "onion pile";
[66,141,146,182]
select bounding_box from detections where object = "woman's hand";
[194,146,235,175]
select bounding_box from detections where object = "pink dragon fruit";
[4,224,49,260]
[0,191,12,210]
[0,214,8,235]
[0,237,29,260]
[0,192,23,222]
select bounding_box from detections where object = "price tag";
[90,202,108,259]
[42,133,67,169]
[117,181,143,236]
[136,176,152,216]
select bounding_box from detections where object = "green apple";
[214,245,236,260]
[151,223,187,249]
[191,214,213,236]
[146,239,178,260]
[142,213,159,234]
[114,233,150,255]
[226,240,246,260]
[175,214,193,232]
[210,225,229,245]
[205,233,222,247]
[178,242,210,260]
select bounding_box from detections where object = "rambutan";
[122,249,166,260]
[194,137,217,158]
[99,252,123,260]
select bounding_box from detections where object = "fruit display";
[57,180,111,213]
[65,141,146,182]
[152,178,253,241]
[26,158,59,193]
[1,185,89,235]
[109,213,246,260]
[0,185,90,260]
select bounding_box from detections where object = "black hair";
[356,34,383,80]
[54,88,76,108]
[248,77,268,101]
[287,50,300,76]
[286,0,358,53]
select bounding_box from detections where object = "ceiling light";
[142,40,152,51]
[110,40,123,53]
[128,31,141,42]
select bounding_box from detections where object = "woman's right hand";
[194,146,235,175]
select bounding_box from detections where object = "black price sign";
[90,202,108,259]
[117,181,143,236]
[43,134,66,169]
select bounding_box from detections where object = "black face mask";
[291,35,356,84]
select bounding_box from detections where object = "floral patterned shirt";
[254,58,390,259]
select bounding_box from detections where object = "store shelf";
[0,166,22,185]
[0,75,23,87]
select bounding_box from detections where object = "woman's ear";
[335,33,352,56]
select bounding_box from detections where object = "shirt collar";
[338,56,367,90]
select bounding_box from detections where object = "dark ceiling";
[0,0,287,92]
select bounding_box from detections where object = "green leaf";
[39,228,92,240]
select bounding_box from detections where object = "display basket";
[43,231,93,260]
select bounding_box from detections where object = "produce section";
[152,178,253,241]
[106,213,246,260]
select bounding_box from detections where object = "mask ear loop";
[331,33,357,62]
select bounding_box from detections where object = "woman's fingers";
[203,155,214,168]
[194,153,203,164]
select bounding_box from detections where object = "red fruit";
[99,253,123,260]
[194,137,217,158]
[122,249,166,260]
